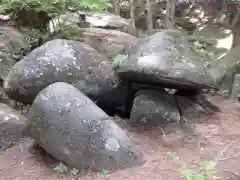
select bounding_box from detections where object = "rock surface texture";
[130,88,180,124]
[49,11,131,34]
[117,30,216,90]
[0,103,28,150]
[0,26,31,81]
[28,82,144,170]
[4,39,125,113]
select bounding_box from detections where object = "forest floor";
[0,95,240,180]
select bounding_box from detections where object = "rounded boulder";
[27,82,144,170]
[4,39,125,112]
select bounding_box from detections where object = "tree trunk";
[231,6,240,29]
[113,0,120,15]
[165,0,177,29]
[145,0,153,33]
[130,0,136,28]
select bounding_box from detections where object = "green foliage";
[53,162,69,173]
[168,152,180,161]
[0,0,109,29]
[99,168,109,176]
[111,54,128,69]
[0,0,109,17]
[167,152,221,180]
[0,0,66,17]
[68,0,110,11]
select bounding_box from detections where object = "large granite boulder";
[28,82,144,170]
[117,30,216,90]
[0,103,28,150]
[4,39,125,114]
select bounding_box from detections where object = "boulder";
[117,30,216,90]
[175,91,220,118]
[49,26,137,59]
[28,82,144,170]
[174,94,209,122]
[130,88,180,124]
[4,39,125,114]
[193,26,233,60]
[0,26,31,81]
[0,103,28,150]
[49,11,132,34]
[209,44,240,93]
[81,28,137,59]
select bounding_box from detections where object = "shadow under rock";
[174,90,221,124]
[28,141,58,168]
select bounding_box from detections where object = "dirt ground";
[0,95,240,180]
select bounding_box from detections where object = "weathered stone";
[0,26,31,81]
[50,26,137,59]
[49,11,131,34]
[28,82,144,170]
[117,30,216,90]
[193,26,233,60]
[130,88,180,124]
[81,27,137,59]
[209,44,240,93]
[4,39,125,114]
[174,94,209,122]
[0,103,28,150]
[175,91,220,118]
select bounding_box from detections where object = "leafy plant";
[0,0,109,29]
[167,152,221,180]
[111,54,128,69]
[68,0,110,11]
[53,162,69,173]
[99,168,109,176]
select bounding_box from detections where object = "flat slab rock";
[117,30,216,90]
[0,103,28,150]
[27,82,144,170]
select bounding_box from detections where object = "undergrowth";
[168,152,221,180]
[0,0,110,29]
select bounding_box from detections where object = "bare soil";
[0,95,240,180]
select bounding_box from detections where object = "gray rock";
[0,79,15,107]
[49,11,131,34]
[27,82,144,170]
[0,103,28,150]
[209,44,240,93]
[0,26,31,81]
[4,39,125,113]
[81,27,137,59]
[117,30,216,90]
[49,26,137,59]
[174,91,219,120]
[174,94,209,122]
[130,88,180,124]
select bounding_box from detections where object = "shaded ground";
[0,95,240,180]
